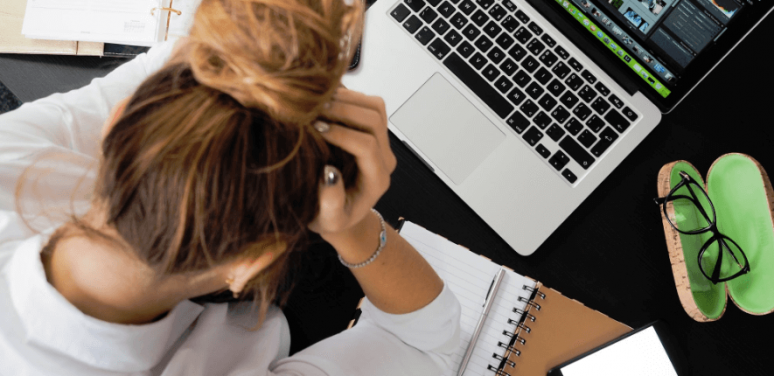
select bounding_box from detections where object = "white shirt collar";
[5,234,204,373]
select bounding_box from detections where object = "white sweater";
[0,42,461,376]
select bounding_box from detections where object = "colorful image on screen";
[710,0,740,18]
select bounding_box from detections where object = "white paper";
[400,222,536,376]
[21,0,199,46]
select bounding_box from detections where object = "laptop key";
[534,67,552,85]
[565,73,584,91]
[450,13,468,28]
[559,91,579,109]
[443,53,515,118]
[489,4,507,20]
[513,70,531,87]
[495,33,515,49]
[432,18,451,35]
[536,144,551,159]
[428,0,442,5]
[475,0,495,9]
[549,150,570,170]
[520,100,539,117]
[564,118,583,135]
[526,39,545,55]
[514,27,533,44]
[457,41,475,58]
[523,126,544,146]
[539,50,558,67]
[562,169,577,183]
[503,0,517,12]
[405,0,427,12]
[572,103,592,120]
[506,112,530,133]
[594,82,610,96]
[546,124,566,142]
[506,87,527,105]
[487,47,506,64]
[438,2,456,17]
[521,56,539,73]
[459,0,476,14]
[469,52,488,69]
[540,34,556,48]
[551,105,570,124]
[577,85,597,103]
[472,10,490,26]
[591,127,618,157]
[622,106,638,121]
[527,22,543,35]
[547,79,566,97]
[609,94,624,109]
[428,38,452,59]
[462,24,481,40]
[475,35,494,52]
[444,29,463,46]
[554,46,570,60]
[604,109,631,133]
[415,27,436,45]
[515,10,530,24]
[552,61,571,79]
[586,115,605,133]
[403,15,422,34]
[501,15,520,33]
[568,57,583,72]
[391,4,412,22]
[500,58,518,76]
[482,64,501,81]
[483,21,502,38]
[495,76,514,93]
[591,97,611,115]
[581,70,597,84]
[508,44,527,61]
[534,111,552,129]
[537,94,557,111]
[420,7,439,23]
[526,82,544,100]
[577,130,597,148]
[559,136,595,169]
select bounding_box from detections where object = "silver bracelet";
[338,208,387,269]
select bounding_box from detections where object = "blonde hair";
[29,0,364,326]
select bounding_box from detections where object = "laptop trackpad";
[390,73,505,185]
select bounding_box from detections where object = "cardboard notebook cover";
[500,282,631,375]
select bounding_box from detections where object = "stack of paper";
[20,0,201,47]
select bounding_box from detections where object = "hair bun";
[180,0,363,125]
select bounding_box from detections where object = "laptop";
[342,0,773,255]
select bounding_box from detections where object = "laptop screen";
[540,0,772,110]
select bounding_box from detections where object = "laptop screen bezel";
[528,0,774,113]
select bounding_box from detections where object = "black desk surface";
[2,16,773,375]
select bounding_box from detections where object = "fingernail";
[324,165,340,186]
[314,121,330,133]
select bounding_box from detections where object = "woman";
[0,0,461,374]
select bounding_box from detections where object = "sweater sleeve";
[0,42,176,213]
[270,281,462,376]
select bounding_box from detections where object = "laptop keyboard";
[389,0,641,185]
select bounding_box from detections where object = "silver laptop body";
[343,0,662,256]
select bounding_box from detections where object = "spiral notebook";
[388,220,632,376]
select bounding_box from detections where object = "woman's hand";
[308,89,397,241]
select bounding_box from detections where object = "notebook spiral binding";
[485,283,546,376]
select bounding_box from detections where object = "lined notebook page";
[401,222,536,376]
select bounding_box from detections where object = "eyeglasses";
[654,171,750,284]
